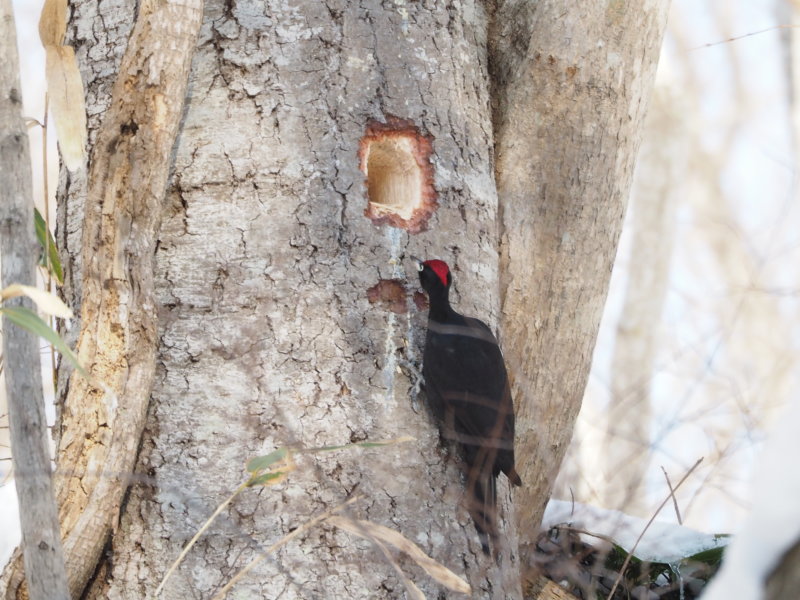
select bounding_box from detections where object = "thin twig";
[691,24,800,50]
[607,457,704,599]
[42,92,57,390]
[210,495,361,600]
[569,486,575,518]
[551,525,619,547]
[328,516,471,594]
[661,466,682,525]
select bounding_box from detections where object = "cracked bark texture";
[488,0,670,572]
[49,0,519,598]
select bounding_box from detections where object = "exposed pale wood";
[0,1,69,597]
[526,576,580,600]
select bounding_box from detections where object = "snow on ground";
[543,499,728,565]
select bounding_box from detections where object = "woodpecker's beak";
[410,256,424,272]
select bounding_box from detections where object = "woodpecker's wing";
[422,316,517,478]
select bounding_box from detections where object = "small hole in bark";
[359,115,437,233]
[412,291,428,311]
[367,138,420,218]
[367,279,408,314]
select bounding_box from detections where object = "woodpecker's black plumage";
[413,257,521,554]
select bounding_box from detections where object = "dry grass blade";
[328,516,471,595]
[45,45,87,172]
[38,0,66,46]
[607,457,704,599]
[1,284,73,318]
[155,481,249,597]
[211,496,361,600]
[363,533,426,600]
[661,465,682,524]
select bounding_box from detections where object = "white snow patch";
[543,499,728,564]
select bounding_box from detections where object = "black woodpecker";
[413,257,521,554]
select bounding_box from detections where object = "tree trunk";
[45,1,521,598]
[0,1,69,597]
[488,0,670,568]
[2,0,203,597]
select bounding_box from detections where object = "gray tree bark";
[489,0,671,572]
[0,1,69,597]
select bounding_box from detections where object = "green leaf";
[34,207,63,285]
[303,436,415,454]
[0,305,86,377]
[247,471,286,487]
[246,447,289,473]
[684,545,725,566]
[308,443,350,453]
[355,440,403,448]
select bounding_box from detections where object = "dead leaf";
[367,535,426,600]
[38,0,67,46]
[45,45,87,172]
[1,284,73,318]
[329,516,471,595]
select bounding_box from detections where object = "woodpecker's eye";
[416,262,424,272]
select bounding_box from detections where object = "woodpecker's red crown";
[424,260,450,287]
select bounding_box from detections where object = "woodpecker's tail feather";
[467,469,498,555]
[507,466,522,487]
